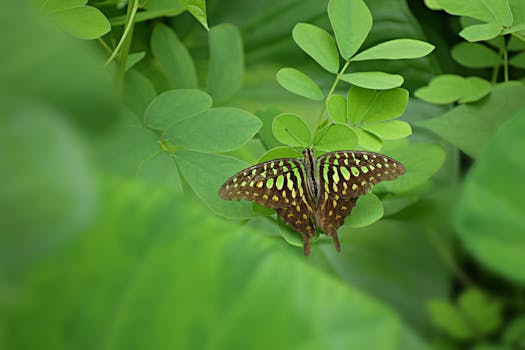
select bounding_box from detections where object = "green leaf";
[460,77,492,103]
[378,143,445,194]
[457,289,503,335]
[257,146,300,163]
[454,110,525,284]
[340,72,404,90]
[151,23,198,89]
[508,35,525,51]
[123,69,157,116]
[49,6,110,40]
[451,42,503,68]
[276,68,324,101]
[314,123,358,151]
[345,192,383,228]
[348,87,409,124]
[427,300,473,340]
[503,315,525,347]
[165,107,262,153]
[347,86,376,124]
[272,113,311,147]
[144,89,212,130]
[175,151,254,219]
[460,22,502,42]
[3,180,430,349]
[362,120,412,140]
[414,74,467,104]
[136,151,183,194]
[41,0,86,12]
[327,94,347,123]
[207,24,244,104]
[180,0,208,30]
[437,0,511,25]
[424,0,441,10]
[352,127,383,152]
[352,39,435,61]
[0,108,96,263]
[111,0,184,25]
[509,51,525,68]
[125,51,146,71]
[292,23,340,73]
[328,0,372,59]
[332,220,450,333]
[417,84,525,158]
[255,109,283,149]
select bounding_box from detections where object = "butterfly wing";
[315,151,405,250]
[219,158,316,254]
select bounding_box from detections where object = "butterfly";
[219,148,405,255]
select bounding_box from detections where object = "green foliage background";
[1,1,525,349]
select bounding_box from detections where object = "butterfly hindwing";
[315,151,405,250]
[317,151,405,199]
[276,199,315,255]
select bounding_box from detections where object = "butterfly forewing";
[318,151,405,199]
[219,157,316,254]
[219,158,305,209]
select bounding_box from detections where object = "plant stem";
[314,59,351,132]
[503,47,509,82]
[511,32,525,42]
[104,0,139,68]
[98,37,113,55]
[425,228,475,287]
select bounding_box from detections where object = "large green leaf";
[322,219,450,332]
[377,143,446,194]
[328,0,372,59]
[151,23,198,89]
[165,107,262,153]
[416,84,525,158]
[437,0,512,25]
[144,89,212,130]
[175,151,254,219]
[327,94,347,123]
[454,110,525,284]
[292,23,340,73]
[351,39,434,61]
[2,179,430,350]
[136,151,183,194]
[207,24,244,104]
[0,107,96,265]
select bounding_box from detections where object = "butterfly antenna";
[284,128,305,153]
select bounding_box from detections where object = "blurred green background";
[1,1,525,349]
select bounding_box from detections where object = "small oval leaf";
[315,123,358,151]
[340,72,404,90]
[272,113,311,147]
[276,68,324,101]
[345,192,384,228]
[292,23,340,73]
[352,39,435,61]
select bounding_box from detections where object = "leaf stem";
[103,0,139,68]
[511,32,525,42]
[97,37,113,55]
[503,47,509,82]
[425,228,475,287]
[314,59,351,132]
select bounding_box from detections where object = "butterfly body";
[219,149,405,255]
